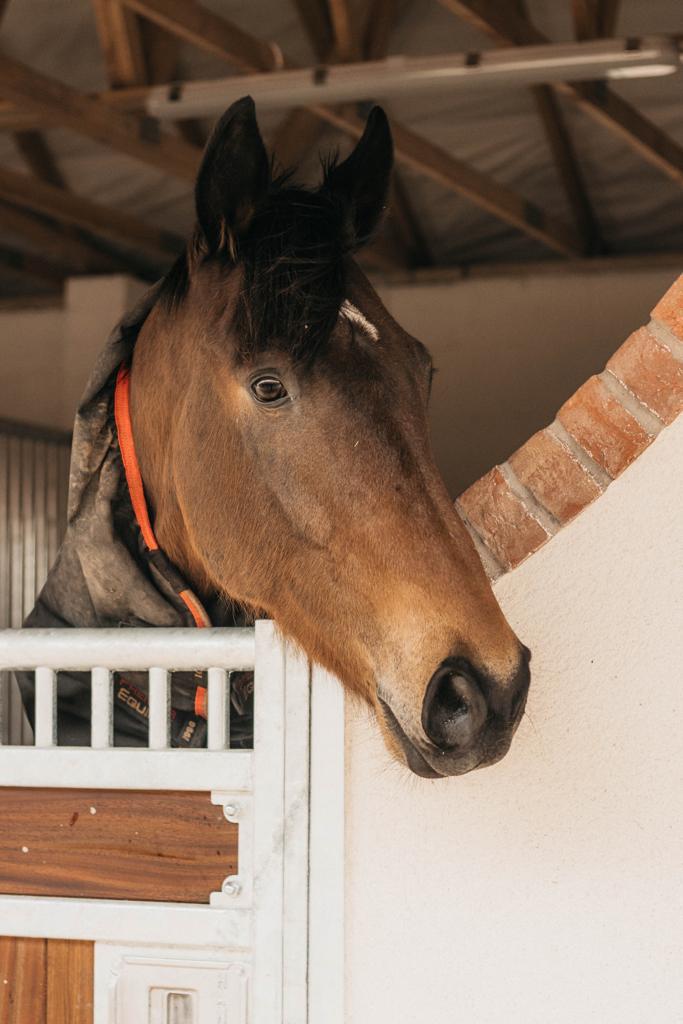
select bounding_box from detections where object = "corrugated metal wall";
[0,420,70,743]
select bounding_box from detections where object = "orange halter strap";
[114,363,211,632]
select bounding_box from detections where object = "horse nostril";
[422,658,488,752]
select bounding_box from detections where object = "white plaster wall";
[0,305,65,428]
[377,263,681,495]
[0,275,146,432]
[344,414,683,1024]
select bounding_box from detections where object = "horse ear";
[194,96,270,258]
[322,106,393,248]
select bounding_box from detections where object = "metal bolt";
[222,877,241,897]
[223,802,240,820]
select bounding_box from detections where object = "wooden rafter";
[91,0,147,86]
[0,203,134,276]
[315,105,581,255]
[119,0,279,71]
[0,54,200,182]
[437,0,683,187]
[363,0,398,61]
[120,0,579,255]
[389,174,433,268]
[12,132,67,190]
[0,166,183,263]
[513,0,600,254]
[0,245,64,290]
[327,0,357,61]
[271,107,326,172]
[531,85,601,253]
[572,0,620,40]
[291,0,333,60]
[91,0,205,149]
[360,0,431,267]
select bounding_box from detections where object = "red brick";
[607,326,683,425]
[651,274,683,343]
[557,375,654,478]
[457,466,550,571]
[508,429,603,524]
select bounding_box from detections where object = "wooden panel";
[0,936,47,1023]
[0,788,236,903]
[47,940,93,1024]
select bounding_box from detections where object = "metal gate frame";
[0,620,345,1023]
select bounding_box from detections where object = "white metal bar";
[0,894,251,948]
[147,36,680,119]
[0,435,8,744]
[90,666,112,750]
[0,748,253,790]
[0,627,256,671]
[282,644,311,1024]
[33,665,57,747]
[148,666,170,750]
[207,666,228,751]
[308,664,345,1024]
[252,619,286,1024]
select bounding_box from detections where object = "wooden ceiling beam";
[0,202,135,275]
[326,0,358,61]
[270,1,330,177]
[0,54,200,182]
[598,0,621,37]
[531,85,600,253]
[437,0,683,187]
[513,0,599,254]
[314,105,581,255]
[389,174,433,268]
[359,0,431,267]
[572,0,620,40]
[0,245,65,290]
[291,0,333,60]
[119,0,279,71]
[91,0,206,150]
[12,131,68,190]
[101,0,582,256]
[363,0,399,61]
[91,0,148,86]
[0,166,183,263]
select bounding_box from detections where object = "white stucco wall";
[377,263,681,495]
[344,414,683,1024]
[0,275,146,432]
[0,305,65,428]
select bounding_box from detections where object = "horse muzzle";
[379,646,531,778]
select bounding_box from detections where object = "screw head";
[223,802,240,821]
[222,877,241,897]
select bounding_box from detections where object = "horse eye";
[250,375,288,404]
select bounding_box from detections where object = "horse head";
[130,97,530,777]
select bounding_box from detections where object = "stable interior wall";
[343,412,683,1024]
[0,262,679,493]
[0,276,146,434]
[376,260,682,494]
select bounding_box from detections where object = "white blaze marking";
[340,300,379,341]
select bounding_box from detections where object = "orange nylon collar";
[114,363,210,629]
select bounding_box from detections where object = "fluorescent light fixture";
[146,36,680,121]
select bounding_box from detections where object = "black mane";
[160,170,354,366]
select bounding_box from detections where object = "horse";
[21,97,530,775]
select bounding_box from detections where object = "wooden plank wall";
[0,937,93,1024]
[0,788,237,902]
